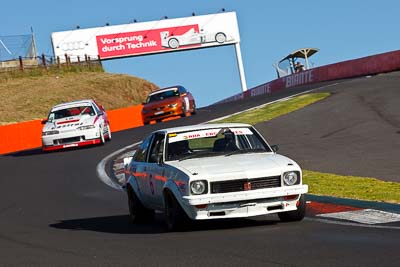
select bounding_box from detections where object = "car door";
[132,134,154,206]
[91,102,105,130]
[147,132,166,209]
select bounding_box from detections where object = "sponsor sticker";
[63,144,79,148]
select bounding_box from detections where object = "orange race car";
[141,85,196,125]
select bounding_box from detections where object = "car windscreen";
[146,89,180,103]
[48,105,95,121]
[165,127,271,161]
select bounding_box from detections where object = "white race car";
[160,28,233,49]
[124,123,308,231]
[41,99,111,151]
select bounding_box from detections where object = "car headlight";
[190,180,208,195]
[168,103,178,108]
[42,130,59,136]
[78,125,95,130]
[283,171,300,186]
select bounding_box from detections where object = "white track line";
[96,142,140,191]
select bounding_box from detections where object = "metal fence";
[0,54,102,73]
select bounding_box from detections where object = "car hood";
[143,97,181,110]
[167,153,299,181]
[42,115,95,132]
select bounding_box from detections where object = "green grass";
[217,93,330,124]
[303,170,400,203]
[214,93,400,204]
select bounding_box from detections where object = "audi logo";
[59,41,85,51]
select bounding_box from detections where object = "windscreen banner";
[51,12,240,61]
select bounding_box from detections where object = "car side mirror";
[157,154,163,165]
[271,145,279,153]
[41,119,48,124]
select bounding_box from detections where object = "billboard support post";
[234,42,247,92]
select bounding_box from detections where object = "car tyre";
[164,191,189,231]
[191,102,197,115]
[181,104,187,117]
[278,194,306,222]
[168,38,179,49]
[99,127,105,145]
[215,32,226,43]
[127,186,154,223]
[143,121,150,125]
[106,124,112,141]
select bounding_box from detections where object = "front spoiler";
[42,139,101,151]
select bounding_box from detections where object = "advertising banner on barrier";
[51,12,240,61]
[216,50,400,104]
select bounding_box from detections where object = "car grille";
[152,106,165,111]
[149,111,174,119]
[210,176,281,194]
[55,136,81,145]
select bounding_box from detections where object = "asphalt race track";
[0,72,399,266]
[256,71,400,182]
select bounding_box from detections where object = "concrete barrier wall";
[107,105,143,132]
[0,120,43,154]
[217,49,400,104]
[2,49,400,154]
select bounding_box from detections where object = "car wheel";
[99,127,105,145]
[143,121,150,125]
[215,32,226,43]
[278,194,306,222]
[127,186,154,223]
[191,102,197,115]
[106,124,112,141]
[168,38,179,49]
[164,191,189,231]
[181,104,187,117]
[156,119,162,123]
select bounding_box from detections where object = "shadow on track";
[4,144,100,157]
[4,148,44,157]
[49,214,279,234]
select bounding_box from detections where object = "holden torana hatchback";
[141,86,196,125]
[123,123,308,231]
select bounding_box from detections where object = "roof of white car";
[51,99,95,111]
[158,123,252,134]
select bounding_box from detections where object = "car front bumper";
[181,185,308,220]
[142,105,183,123]
[42,127,100,151]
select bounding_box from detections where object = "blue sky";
[1,0,398,107]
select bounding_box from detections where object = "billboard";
[51,12,240,61]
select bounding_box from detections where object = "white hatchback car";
[41,99,111,151]
[124,123,308,231]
